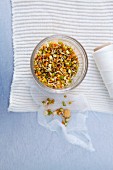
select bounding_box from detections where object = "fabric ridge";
[9,0,113,113]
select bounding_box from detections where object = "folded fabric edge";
[8,0,16,112]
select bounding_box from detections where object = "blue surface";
[0,0,113,169]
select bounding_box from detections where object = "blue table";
[0,0,113,169]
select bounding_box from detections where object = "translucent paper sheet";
[30,83,94,151]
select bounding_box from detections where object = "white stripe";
[9,0,113,113]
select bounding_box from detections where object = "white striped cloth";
[9,0,113,113]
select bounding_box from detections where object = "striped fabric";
[9,0,113,113]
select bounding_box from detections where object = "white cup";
[93,43,113,98]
